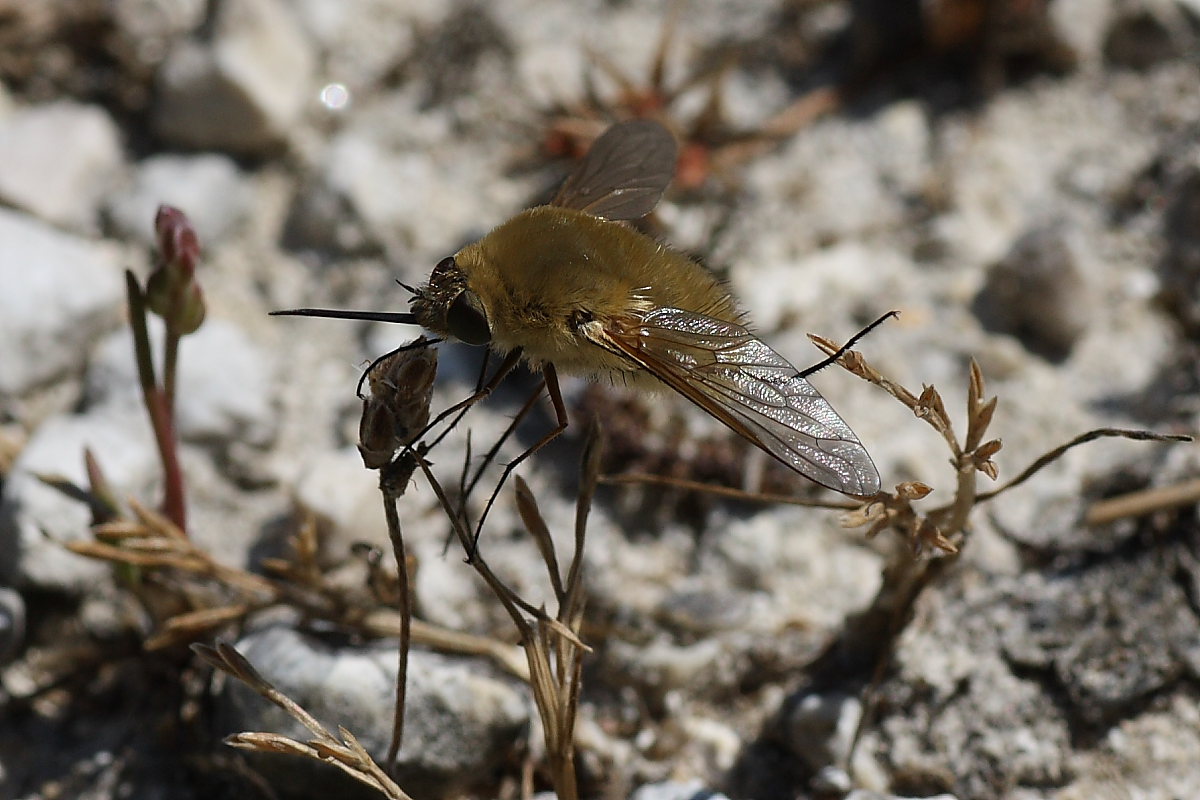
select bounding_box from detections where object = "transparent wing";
[602,307,881,496]
[552,119,677,220]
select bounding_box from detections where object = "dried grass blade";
[146,605,250,649]
[193,642,333,745]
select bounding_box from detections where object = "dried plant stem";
[69,498,534,682]
[759,84,842,140]
[412,420,603,800]
[361,611,529,681]
[1085,477,1200,525]
[843,551,955,764]
[194,642,414,800]
[802,335,1193,781]
[974,427,1192,503]
[380,464,412,775]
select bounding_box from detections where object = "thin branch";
[974,428,1192,504]
[1085,477,1200,525]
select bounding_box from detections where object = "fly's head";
[412,256,492,346]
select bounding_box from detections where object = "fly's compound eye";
[446,289,491,346]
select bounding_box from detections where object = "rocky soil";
[1,1,1199,799]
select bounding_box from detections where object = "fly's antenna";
[799,310,899,378]
[396,280,419,296]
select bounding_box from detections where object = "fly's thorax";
[465,207,728,319]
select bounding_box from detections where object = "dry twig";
[415,419,603,800]
[193,641,414,800]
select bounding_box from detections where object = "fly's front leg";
[469,363,570,556]
[420,348,524,450]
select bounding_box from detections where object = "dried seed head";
[357,340,438,470]
[896,481,933,501]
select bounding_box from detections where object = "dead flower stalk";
[804,332,1191,770]
[415,418,602,800]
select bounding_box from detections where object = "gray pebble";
[0,102,124,231]
[0,209,123,397]
[1103,4,1190,70]
[629,779,729,800]
[106,154,250,247]
[972,223,1091,362]
[0,410,157,592]
[86,317,278,449]
[290,446,389,554]
[154,0,315,154]
[811,765,852,794]
[657,587,755,634]
[783,691,862,773]
[0,587,25,663]
[217,626,530,796]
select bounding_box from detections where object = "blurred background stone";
[153,0,315,153]
[86,317,279,449]
[0,102,123,232]
[0,409,156,592]
[106,154,250,247]
[218,626,530,796]
[0,209,124,398]
[972,223,1092,362]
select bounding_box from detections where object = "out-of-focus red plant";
[118,206,208,535]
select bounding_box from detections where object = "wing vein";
[594,307,880,496]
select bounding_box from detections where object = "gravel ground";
[1,1,1199,799]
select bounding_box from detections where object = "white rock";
[291,446,388,552]
[0,102,124,231]
[785,691,863,771]
[113,0,207,43]
[0,587,24,663]
[732,242,912,333]
[86,317,278,448]
[630,780,729,800]
[707,509,881,631]
[106,154,249,247]
[154,0,316,153]
[304,109,523,259]
[0,209,124,397]
[291,0,424,92]
[317,131,465,255]
[741,117,909,252]
[611,637,726,693]
[0,409,158,591]
[220,626,530,795]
